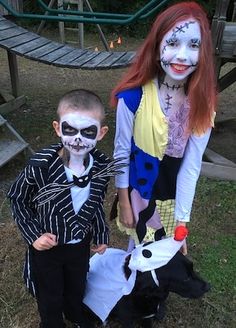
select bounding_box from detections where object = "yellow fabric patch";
[115,199,176,245]
[133,80,168,160]
[156,199,175,237]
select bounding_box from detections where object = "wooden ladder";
[0,114,34,167]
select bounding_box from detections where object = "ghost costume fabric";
[83,235,185,322]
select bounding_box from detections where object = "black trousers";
[31,238,90,328]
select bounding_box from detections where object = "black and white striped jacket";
[8,143,114,246]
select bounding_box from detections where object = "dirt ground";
[0,29,235,328]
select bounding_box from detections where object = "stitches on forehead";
[171,20,196,38]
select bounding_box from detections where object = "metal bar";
[37,0,131,19]
[0,0,167,24]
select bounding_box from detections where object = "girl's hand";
[32,233,57,251]
[91,244,107,254]
[176,221,187,255]
[119,202,135,228]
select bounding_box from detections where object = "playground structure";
[0,0,235,180]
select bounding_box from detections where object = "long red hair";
[111,1,217,133]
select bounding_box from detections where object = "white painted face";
[160,19,201,81]
[60,112,101,156]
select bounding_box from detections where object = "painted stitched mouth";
[67,143,90,151]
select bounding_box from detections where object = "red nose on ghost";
[174,226,188,241]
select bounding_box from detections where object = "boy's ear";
[52,121,61,137]
[97,125,109,141]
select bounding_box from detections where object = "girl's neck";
[159,74,187,93]
[157,75,187,115]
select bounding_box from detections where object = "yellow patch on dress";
[133,80,168,160]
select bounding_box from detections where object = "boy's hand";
[32,233,58,251]
[91,244,107,254]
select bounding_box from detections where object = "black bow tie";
[73,170,93,188]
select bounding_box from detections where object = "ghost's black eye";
[142,249,152,258]
[62,122,78,136]
[81,125,98,139]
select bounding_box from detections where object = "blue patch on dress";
[129,138,160,199]
[117,87,142,114]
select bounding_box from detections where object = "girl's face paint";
[160,19,201,81]
[59,112,101,156]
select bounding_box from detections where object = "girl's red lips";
[171,63,189,73]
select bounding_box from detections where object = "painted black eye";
[81,125,98,139]
[62,122,78,136]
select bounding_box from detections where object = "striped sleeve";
[92,201,109,245]
[7,165,42,245]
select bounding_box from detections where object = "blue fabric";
[129,138,160,199]
[117,87,142,114]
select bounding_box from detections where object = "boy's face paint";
[160,19,201,81]
[59,112,101,156]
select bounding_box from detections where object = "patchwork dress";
[113,79,212,244]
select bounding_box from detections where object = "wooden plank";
[0,95,26,115]
[53,48,88,65]
[218,67,236,91]
[70,51,99,67]
[95,52,129,68]
[111,51,136,68]
[82,51,112,69]
[39,45,76,62]
[25,42,64,60]
[221,23,236,57]
[0,90,15,102]
[0,18,16,30]
[0,32,39,49]
[201,161,236,181]
[12,37,51,55]
[204,148,236,167]
[0,139,28,167]
[0,16,136,70]
[0,114,6,126]
[0,26,27,41]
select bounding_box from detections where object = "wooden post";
[78,0,84,49]
[84,0,110,51]
[7,51,19,98]
[37,0,57,35]
[58,0,65,43]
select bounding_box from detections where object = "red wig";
[111,1,217,133]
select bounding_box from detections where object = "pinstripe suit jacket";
[8,143,110,246]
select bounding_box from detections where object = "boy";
[8,89,119,328]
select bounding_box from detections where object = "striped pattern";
[8,143,112,246]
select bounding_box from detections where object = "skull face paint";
[160,20,201,81]
[60,113,100,156]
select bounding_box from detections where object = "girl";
[111,1,217,254]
